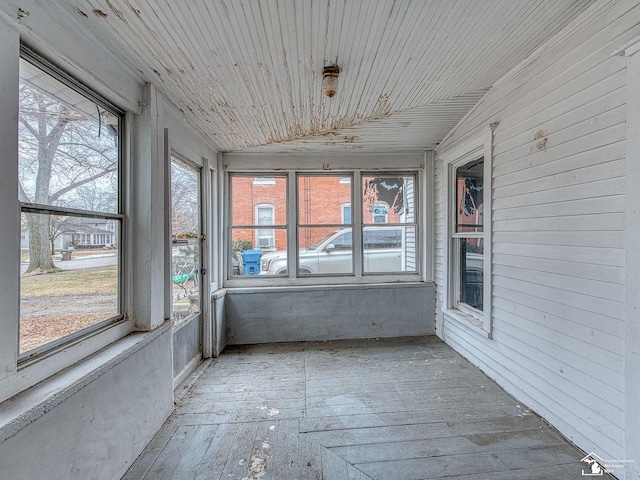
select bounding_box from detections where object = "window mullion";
[288,170,297,279]
[353,171,363,277]
[450,237,460,309]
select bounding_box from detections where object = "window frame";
[17,46,127,364]
[439,125,494,337]
[255,203,275,250]
[341,203,352,225]
[296,173,356,277]
[169,154,203,325]
[227,173,288,279]
[452,159,484,317]
[224,166,423,286]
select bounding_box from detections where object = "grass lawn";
[21,265,118,298]
[20,265,119,353]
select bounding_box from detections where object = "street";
[20,253,118,274]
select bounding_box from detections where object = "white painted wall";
[435,0,637,474]
[0,329,174,480]
[227,283,436,344]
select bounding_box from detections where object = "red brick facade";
[230,176,289,250]
[231,175,402,250]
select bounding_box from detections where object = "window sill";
[0,320,172,444]
[224,273,425,288]
[226,281,432,295]
[443,308,491,339]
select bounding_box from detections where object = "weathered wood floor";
[123,336,605,479]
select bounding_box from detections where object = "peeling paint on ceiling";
[11,0,597,153]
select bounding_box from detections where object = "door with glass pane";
[171,157,202,368]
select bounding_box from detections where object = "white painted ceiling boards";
[4,1,596,153]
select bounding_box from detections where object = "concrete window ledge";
[443,309,491,339]
[226,281,432,295]
[0,321,172,444]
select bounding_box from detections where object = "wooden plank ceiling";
[12,1,596,153]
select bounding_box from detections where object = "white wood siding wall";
[405,176,417,271]
[435,0,636,463]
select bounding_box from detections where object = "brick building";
[231,175,403,251]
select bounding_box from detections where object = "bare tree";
[171,162,199,238]
[19,83,118,274]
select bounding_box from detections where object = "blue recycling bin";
[241,249,262,275]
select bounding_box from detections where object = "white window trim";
[0,42,135,403]
[255,203,275,249]
[439,125,495,338]
[617,34,640,472]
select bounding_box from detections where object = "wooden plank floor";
[123,337,608,480]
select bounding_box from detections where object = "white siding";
[435,0,635,463]
[404,176,417,271]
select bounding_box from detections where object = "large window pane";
[20,213,119,354]
[362,175,418,274]
[297,176,352,275]
[455,159,484,233]
[19,59,119,213]
[230,175,287,276]
[298,175,352,225]
[362,176,414,225]
[231,176,286,227]
[296,226,353,275]
[171,159,200,321]
[364,225,417,273]
[459,238,483,310]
